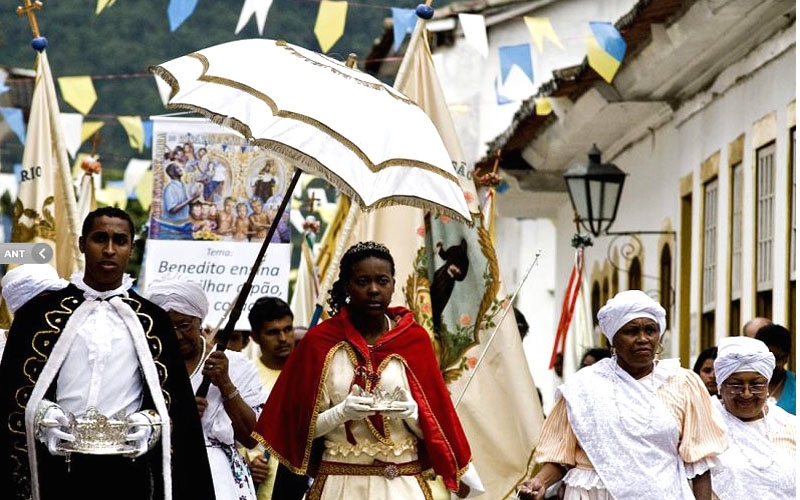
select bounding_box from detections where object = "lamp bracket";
[604,230,677,237]
[604,231,676,307]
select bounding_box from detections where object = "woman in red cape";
[253,241,474,499]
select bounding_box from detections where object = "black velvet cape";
[0,284,216,500]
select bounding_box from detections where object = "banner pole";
[454,249,542,408]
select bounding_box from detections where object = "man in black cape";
[0,207,215,500]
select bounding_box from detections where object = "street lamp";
[563,144,627,238]
[561,143,677,319]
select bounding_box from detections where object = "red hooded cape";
[252,306,471,492]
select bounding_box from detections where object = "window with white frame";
[703,178,718,311]
[755,142,775,318]
[756,143,775,292]
[731,162,743,300]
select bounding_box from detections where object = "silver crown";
[66,407,130,453]
[366,386,406,412]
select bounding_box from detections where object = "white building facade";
[375,0,796,377]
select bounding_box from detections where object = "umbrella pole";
[308,199,360,327]
[196,167,302,397]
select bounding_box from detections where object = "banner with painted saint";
[142,116,292,330]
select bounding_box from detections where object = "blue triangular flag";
[1,107,26,144]
[167,0,199,32]
[142,120,153,149]
[391,8,418,53]
[589,22,626,62]
[498,43,534,84]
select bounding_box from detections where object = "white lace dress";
[190,350,269,500]
[711,399,796,500]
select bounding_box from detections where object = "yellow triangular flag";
[135,170,153,211]
[81,121,104,143]
[57,76,97,115]
[524,17,565,52]
[96,0,117,14]
[534,97,552,115]
[117,116,145,153]
[586,35,621,83]
[314,1,348,53]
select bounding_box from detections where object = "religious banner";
[339,18,542,498]
[143,116,292,329]
[11,49,82,279]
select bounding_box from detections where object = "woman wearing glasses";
[147,278,269,500]
[518,290,727,500]
[710,336,796,499]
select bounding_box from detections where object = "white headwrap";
[597,290,667,343]
[1,264,69,313]
[714,336,775,387]
[146,279,209,320]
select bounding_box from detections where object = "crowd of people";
[0,206,795,499]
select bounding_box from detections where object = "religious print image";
[149,118,293,243]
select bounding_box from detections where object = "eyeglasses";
[173,320,197,333]
[723,382,768,395]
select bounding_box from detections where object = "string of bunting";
[0,1,626,158]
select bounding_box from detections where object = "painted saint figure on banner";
[143,117,294,333]
[149,127,291,243]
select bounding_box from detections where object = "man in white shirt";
[0,207,215,500]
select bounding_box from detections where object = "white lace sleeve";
[684,455,720,478]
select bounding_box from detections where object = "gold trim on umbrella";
[149,62,458,183]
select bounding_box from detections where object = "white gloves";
[389,388,418,420]
[36,401,75,456]
[35,402,161,459]
[340,385,377,421]
[126,410,161,458]
[314,385,376,438]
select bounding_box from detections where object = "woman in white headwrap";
[519,290,727,500]
[147,278,269,500]
[710,336,795,499]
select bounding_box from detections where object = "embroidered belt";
[317,460,422,480]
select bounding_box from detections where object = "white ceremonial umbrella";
[149,38,470,222]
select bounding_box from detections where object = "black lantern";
[563,144,627,237]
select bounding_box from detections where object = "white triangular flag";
[60,113,84,159]
[235,0,274,35]
[123,158,152,197]
[458,13,488,58]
